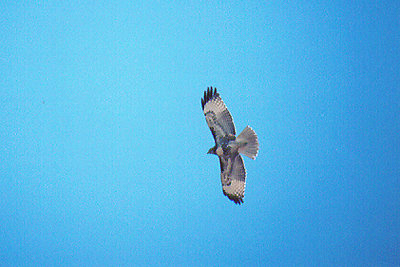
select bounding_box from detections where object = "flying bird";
[201,87,259,204]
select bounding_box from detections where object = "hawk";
[201,87,259,204]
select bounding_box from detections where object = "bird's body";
[201,87,259,204]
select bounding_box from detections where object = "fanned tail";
[236,126,259,159]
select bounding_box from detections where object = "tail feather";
[236,126,259,159]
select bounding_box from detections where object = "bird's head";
[207,146,217,155]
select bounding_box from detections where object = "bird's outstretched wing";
[219,154,246,204]
[201,87,236,144]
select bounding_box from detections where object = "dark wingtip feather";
[201,86,219,110]
[223,190,244,205]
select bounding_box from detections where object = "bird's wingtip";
[201,86,219,110]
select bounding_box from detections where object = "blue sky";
[1,1,399,266]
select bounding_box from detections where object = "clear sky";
[1,1,399,266]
